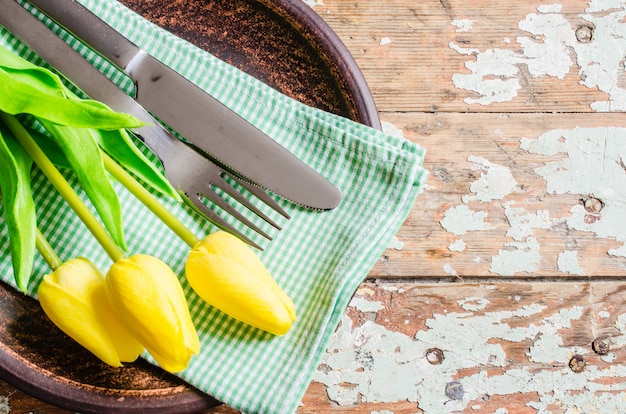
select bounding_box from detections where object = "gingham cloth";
[0,1,428,412]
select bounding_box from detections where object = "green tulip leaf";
[29,127,71,169]
[0,43,45,71]
[0,124,36,292]
[40,120,127,250]
[31,126,178,201]
[2,65,69,97]
[0,68,144,130]
[0,45,177,199]
[95,128,179,200]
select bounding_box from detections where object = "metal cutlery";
[0,0,291,249]
[28,0,343,211]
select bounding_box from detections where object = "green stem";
[35,227,63,270]
[102,153,200,247]
[0,113,126,263]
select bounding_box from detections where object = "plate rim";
[0,334,219,414]
[264,0,381,130]
[0,0,381,413]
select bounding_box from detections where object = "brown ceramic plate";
[0,1,380,413]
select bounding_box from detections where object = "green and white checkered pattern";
[0,1,428,412]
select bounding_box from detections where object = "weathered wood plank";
[304,281,626,412]
[316,0,618,113]
[369,112,626,278]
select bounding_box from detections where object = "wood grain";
[370,112,626,278]
[302,282,626,412]
[4,0,626,412]
[317,0,610,113]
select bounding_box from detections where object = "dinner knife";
[22,0,343,210]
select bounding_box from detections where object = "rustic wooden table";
[3,0,626,412]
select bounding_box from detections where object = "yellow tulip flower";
[185,231,296,336]
[38,257,144,367]
[105,254,200,373]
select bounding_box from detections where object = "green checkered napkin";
[0,0,428,412]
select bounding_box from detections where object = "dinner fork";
[132,109,290,250]
[0,0,289,250]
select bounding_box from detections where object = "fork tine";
[184,192,264,250]
[226,173,291,220]
[213,174,285,230]
[201,177,273,238]
[196,178,275,239]
[202,187,272,240]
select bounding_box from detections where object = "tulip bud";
[105,254,200,373]
[37,257,144,367]
[185,231,296,336]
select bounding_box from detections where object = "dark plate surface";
[0,1,380,413]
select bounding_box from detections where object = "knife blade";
[23,0,343,210]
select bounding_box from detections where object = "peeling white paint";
[457,297,489,311]
[379,37,392,46]
[462,156,519,202]
[558,250,585,276]
[612,314,626,349]
[526,306,586,364]
[448,239,466,252]
[440,205,492,235]
[0,396,9,414]
[538,4,563,13]
[316,316,423,405]
[520,127,626,199]
[492,202,550,274]
[443,264,458,276]
[521,127,626,257]
[315,296,626,412]
[435,125,626,273]
[356,286,376,296]
[349,296,384,313]
[451,19,473,32]
[449,43,521,105]
[517,8,574,79]
[609,244,626,258]
[601,353,617,363]
[575,2,626,111]
[380,285,403,293]
[450,1,626,111]
[387,236,404,250]
[439,126,626,273]
[503,201,551,241]
[301,0,324,7]
[491,237,542,275]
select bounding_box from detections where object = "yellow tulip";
[37,257,144,367]
[185,231,296,336]
[105,254,200,373]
